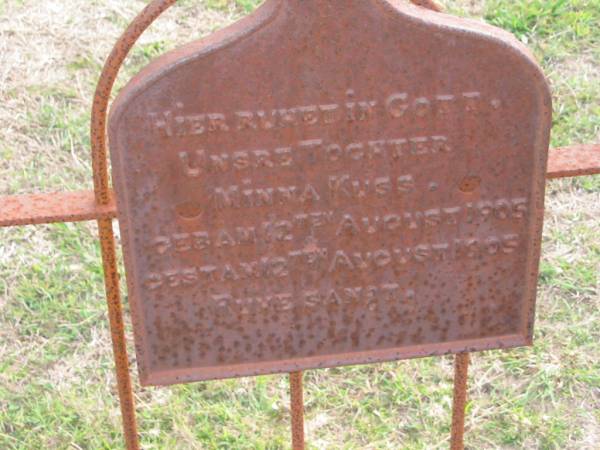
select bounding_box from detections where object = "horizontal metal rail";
[2,144,598,228]
[546,144,600,179]
[0,190,117,227]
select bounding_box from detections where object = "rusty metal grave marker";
[109,0,551,386]
[6,0,600,449]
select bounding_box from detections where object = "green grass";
[205,0,264,13]
[0,0,598,448]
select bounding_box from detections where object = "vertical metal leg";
[289,371,305,450]
[451,353,471,450]
[98,218,140,450]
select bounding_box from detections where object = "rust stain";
[459,175,481,193]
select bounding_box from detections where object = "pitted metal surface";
[108,0,552,386]
[547,144,600,179]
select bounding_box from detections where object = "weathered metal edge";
[142,334,528,386]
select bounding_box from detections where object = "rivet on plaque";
[108,0,552,386]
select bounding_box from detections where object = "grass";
[0,0,598,448]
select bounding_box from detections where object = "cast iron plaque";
[109,0,552,386]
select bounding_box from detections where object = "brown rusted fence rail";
[2,143,599,228]
[3,143,599,228]
[1,1,599,449]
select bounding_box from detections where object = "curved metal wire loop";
[91,0,178,205]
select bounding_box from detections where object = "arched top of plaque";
[109,0,551,386]
[110,0,551,119]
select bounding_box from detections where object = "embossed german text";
[108,0,551,385]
